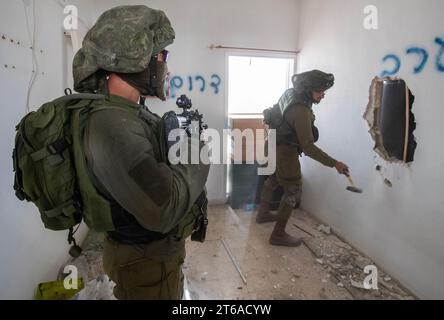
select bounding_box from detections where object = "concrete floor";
[68,204,415,300]
[183,205,415,300]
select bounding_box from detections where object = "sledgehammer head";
[346,186,363,194]
[345,174,363,194]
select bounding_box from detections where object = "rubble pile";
[303,227,415,300]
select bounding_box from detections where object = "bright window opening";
[228,55,295,118]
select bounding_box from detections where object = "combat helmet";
[72,5,175,94]
[292,70,335,92]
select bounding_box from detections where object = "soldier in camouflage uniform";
[72,5,209,299]
[257,70,349,247]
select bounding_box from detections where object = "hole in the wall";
[364,77,417,163]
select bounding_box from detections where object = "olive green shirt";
[84,95,210,234]
[285,104,337,168]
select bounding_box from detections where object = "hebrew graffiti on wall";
[170,74,222,98]
[381,37,444,77]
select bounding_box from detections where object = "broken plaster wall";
[297,0,444,299]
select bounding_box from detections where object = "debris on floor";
[302,227,416,300]
[59,206,417,300]
[317,224,332,235]
[58,231,116,300]
[184,205,417,300]
[74,274,115,300]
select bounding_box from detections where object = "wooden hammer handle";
[346,175,355,187]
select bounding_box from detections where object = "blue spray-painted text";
[381,37,444,77]
[170,74,222,98]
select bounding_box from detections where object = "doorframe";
[223,50,298,201]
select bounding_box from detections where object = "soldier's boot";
[256,176,279,224]
[269,201,302,247]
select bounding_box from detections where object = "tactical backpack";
[13,92,207,257]
[263,104,284,131]
[12,93,113,256]
[263,102,319,147]
[263,103,303,143]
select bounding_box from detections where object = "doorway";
[226,54,295,209]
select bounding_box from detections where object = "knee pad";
[283,185,302,208]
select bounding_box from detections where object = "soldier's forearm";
[302,144,337,167]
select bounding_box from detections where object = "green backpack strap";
[53,93,106,106]
[70,103,115,232]
[12,129,29,201]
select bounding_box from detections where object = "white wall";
[91,0,300,203]
[297,0,444,299]
[0,0,95,299]
[3,0,441,301]
[0,0,299,298]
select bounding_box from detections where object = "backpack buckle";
[47,136,71,155]
[46,137,72,166]
[68,227,82,258]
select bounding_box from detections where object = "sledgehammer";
[345,174,363,194]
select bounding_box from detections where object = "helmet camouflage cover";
[292,70,335,92]
[73,5,175,93]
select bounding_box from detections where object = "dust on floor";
[183,205,416,300]
[65,205,416,300]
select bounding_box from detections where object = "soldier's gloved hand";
[335,161,349,175]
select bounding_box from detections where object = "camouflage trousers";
[262,174,302,209]
[266,143,303,207]
[103,236,186,300]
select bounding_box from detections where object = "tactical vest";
[272,88,319,149]
[76,97,205,245]
[78,100,169,244]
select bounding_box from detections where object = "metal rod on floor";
[221,238,247,285]
[293,223,315,237]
